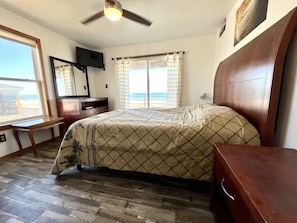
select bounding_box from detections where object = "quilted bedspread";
[51,103,260,181]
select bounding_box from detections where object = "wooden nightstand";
[210,143,297,223]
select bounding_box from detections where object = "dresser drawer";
[81,107,102,118]
[215,157,254,223]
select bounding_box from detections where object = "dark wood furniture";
[211,143,297,223]
[56,97,108,127]
[12,116,65,157]
[209,8,297,223]
[213,7,297,146]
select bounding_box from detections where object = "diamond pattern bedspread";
[51,103,260,181]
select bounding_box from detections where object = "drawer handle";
[221,178,235,201]
[84,106,94,110]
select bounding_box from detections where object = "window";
[0,26,48,124]
[115,52,183,109]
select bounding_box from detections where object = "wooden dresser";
[56,97,108,127]
[211,143,297,223]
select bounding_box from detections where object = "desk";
[211,143,297,223]
[12,116,65,157]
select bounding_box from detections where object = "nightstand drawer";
[211,144,297,223]
[215,157,254,223]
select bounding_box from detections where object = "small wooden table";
[12,116,65,157]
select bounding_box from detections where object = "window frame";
[0,24,50,126]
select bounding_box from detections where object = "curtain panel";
[167,52,183,108]
[114,52,184,109]
[114,58,130,109]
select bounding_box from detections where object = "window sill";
[0,115,47,131]
[0,124,12,131]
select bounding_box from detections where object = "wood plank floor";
[0,141,215,223]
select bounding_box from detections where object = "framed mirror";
[50,56,90,99]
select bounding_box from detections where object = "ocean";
[2,93,167,102]
[2,94,38,101]
[130,92,167,101]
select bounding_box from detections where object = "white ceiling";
[0,0,236,49]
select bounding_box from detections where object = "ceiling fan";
[81,0,152,26]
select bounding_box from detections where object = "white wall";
[0,7,81,156]
[275,29,297,148]
[213,0,297,148]
[214,0,297,67]
[93,35,217,111]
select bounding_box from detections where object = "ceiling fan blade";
[122,9,152,26]
[81,11,105,24]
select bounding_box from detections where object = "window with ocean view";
[115,52,183,109]
[0,26,47,124]
[129,58,168,108]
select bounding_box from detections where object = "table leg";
[13,129,23,156]
[50,127,55,140]
[28,131,38,157]
[59,121,66,138]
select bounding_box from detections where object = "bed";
[51,104,260,181]
[52,7,297,181]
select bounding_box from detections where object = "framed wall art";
[234,0,269,45]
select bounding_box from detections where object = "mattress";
[52,103,260,181]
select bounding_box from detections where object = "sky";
[0,38,35,79]
[0,38,38,95]
[129,68,167,93]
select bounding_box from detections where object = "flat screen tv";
[76,47,105,69]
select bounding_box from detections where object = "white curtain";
[55,65,76,96]
[167,52,183,108]
[114,58,130,109]
[114,52,184,109]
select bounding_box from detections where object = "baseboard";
[0,137,61,161]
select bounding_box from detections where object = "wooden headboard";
[213,8,297,146]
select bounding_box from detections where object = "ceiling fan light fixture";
[104,0,123,21]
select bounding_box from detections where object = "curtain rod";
[111,51,185,60]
